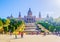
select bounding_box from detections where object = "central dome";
[28,8,32,16]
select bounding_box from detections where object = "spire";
[28,8,32,16]
[10,14,13,18]
[19,12,21,18]
[28,8,31,12]
[39,12,41,18]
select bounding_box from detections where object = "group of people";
[9,30,24,39]
[15,32,24,39]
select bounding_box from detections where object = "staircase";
[24,23,40,34]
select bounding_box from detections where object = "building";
[7,14,13,19]
[24,8,36,23]
[39,12,41,18]
[36,12,42,21]
[7,8,41,23]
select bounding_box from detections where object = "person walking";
[14,32,17,39]
[21,32,23,38]
[15,34,17,39]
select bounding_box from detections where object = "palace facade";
[7,8,41,23]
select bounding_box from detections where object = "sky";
[0,0,60,18]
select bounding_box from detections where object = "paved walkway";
[0,35,60,42]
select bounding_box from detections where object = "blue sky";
[0,0,60,18]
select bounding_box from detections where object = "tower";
[39,12,41,18]
[19,12,21,18]
[28,8,32,16]
[10,14,13,18]
[47,14,49,18]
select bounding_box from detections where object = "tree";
[0,18,3,33]
[8,19,22,33]
[49,25,55,32]
[0,19,3,26]
[55,26,60,32]
[2,19,10,33]
[8,19,16,33]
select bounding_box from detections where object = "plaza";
[0,34,60,42]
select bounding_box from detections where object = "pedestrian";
[44,32,46,36]
[21,32,23,38]
[15,33,17,39]
[36,31,39,35]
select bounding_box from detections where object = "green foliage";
[55,26,60,32]
[49,25,55,32]
[17,20,22,26]
[49,26,60,32]
[38,22,51,30]
[8,19,22,32]
[37,21,60,32]
[3,26,8,32]
[41,30,45,33]
[0,18,23,33]
[2,19,6,25]
[0,20,3,26]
